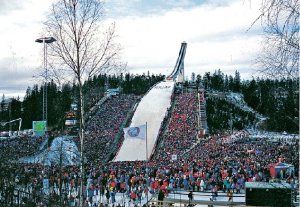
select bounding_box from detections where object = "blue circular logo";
[128,127,140,137]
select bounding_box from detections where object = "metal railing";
[0,185,56,207]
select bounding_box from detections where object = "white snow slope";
[114,81,175,161]
[19,136,80,166]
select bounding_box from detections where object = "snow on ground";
[81,190,245,207]
[114,81,175,161]
[19,136,80,166]
[248,131,299,143]
[164,191,245,207]
[38,137,48,151]
[226,92,267,124]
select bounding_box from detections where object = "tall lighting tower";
[35,37,56,134]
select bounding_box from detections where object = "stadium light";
[35,37,56,134]
[35,37,56,44]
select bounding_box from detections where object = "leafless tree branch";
[42,1,125,206]
[251,0,299,78]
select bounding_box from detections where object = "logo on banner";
[124,124,146,139]
[128,127,140,137]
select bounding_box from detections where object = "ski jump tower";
[167,42,187,83]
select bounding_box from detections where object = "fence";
[0,185,57,207]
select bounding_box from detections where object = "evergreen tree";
[233,70,241,92]
[191,72,196,83]
[242,79,259,110]
[228,75,234,91]
[203,72,211,90]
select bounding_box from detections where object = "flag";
[124,124,146,139]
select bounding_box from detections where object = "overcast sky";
[0,0,263,99]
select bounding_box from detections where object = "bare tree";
[43,0,124,206]
[250,0,299,78]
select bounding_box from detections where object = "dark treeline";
[1,69,298,133]
[0,73,164,131]
[194,69,299,133]
[206,98,257,134]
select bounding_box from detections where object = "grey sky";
[0,0,262,100]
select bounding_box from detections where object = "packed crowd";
[80,94,140,164]
[154,91,198,163]
[2,136,298,206]
[0,135,45,162]
[182,134,299,193]
[0,90,299,207]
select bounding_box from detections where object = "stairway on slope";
[198,88,208,135]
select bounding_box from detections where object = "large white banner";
[123,124,146,139]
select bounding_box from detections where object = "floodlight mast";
[35,37,56,134]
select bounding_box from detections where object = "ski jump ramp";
[114,81,175,161]
[114,42,186,161]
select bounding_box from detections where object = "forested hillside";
[193,69,299,133]
[1,70,298,133]
[0,73,164,130]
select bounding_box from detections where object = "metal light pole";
[35,37,56,134]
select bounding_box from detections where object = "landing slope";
[114,81,175,161]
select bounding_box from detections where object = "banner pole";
[146,122,148,160]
